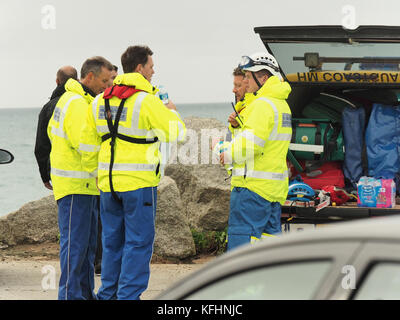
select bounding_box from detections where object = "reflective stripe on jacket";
[79,73,187,192]
[47,79,99,201]
[226,76,292,204]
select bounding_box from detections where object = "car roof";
[157,216,400,299]
[213,215,400,264]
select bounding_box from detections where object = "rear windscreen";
[269,42,400,84]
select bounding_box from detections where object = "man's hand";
[44,181,53,190]
[228,111,239,128]
[165,100,177,111]
[219,152,225,165]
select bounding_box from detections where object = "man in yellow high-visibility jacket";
[220,52,292,251]
[48,56,113,299]
[79,45,186,300]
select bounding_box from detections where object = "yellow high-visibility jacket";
[228,93,257,189]
[228,92,256,134]
[47,79,99,201]
[79,73,186,192]
[226,76,292,204]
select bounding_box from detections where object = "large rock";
[154,176,196,259]
[165,164,231,232]
[0,195,58,247]
[164,117,232,232]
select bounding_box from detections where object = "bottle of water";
[158,85,169,105]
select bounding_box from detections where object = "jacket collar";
[113,73,157,94]
[64,78,95,103]
[80,83,96,98]
[235,92,257,112]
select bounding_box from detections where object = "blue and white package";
[357,176,379,207]
[357,176,396,208]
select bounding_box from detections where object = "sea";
[0,103,233,217]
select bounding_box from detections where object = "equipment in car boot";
[321,185,356,206]
[302,93,357,123]
[342,106,368,190]
[290,118,344,172]
[291,160,345,190]
[365,103,400,180]
[287,175,315,202]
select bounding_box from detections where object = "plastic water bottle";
[158,85,169,104]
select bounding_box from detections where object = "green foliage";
[191,228,227,255]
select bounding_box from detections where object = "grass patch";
[191,228,227,255]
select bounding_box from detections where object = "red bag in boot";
[293,161,345,190]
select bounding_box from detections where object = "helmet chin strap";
[251,72,262,90]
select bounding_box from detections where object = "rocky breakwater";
[164,117,231,231]
[0,117,232,260]
[0,195,58,248]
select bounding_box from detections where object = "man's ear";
[87,71,95,81]
[261,74,269,85]
[135,64,143,74]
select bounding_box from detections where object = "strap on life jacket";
[102,85,159,203]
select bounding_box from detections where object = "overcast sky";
[1,0,400,108]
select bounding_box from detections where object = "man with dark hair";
[120,45,153,74]
[79,56,113,94]
[35,66,78,190]
[48,56,113,300]
[80,45,186,300]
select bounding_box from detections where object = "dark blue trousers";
[57,194,98,300]
[227,187,281,251]
[96,187,157,300]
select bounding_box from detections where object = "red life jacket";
[103,84,142,100]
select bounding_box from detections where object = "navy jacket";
[34,85,65,183]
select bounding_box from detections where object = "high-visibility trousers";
[227,187,281,252]
[57,194,99,300]
[96,187,157,300]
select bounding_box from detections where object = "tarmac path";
[0,259,205,300]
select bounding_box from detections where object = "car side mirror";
[0,149,14,164]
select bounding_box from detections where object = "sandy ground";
[0,243,213,300]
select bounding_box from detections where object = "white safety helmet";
[239,52,282,79]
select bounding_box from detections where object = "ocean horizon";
[0,102,233,217]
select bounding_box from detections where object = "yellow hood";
[113,73,157,94]
[64,78,94,103]
[256,76,292,100]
